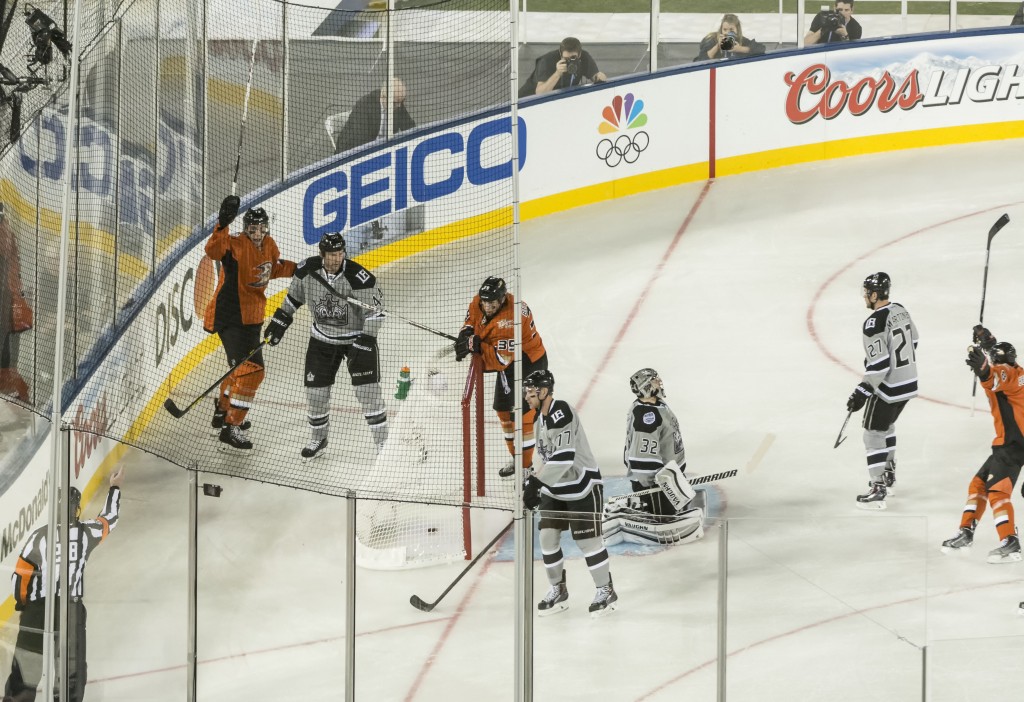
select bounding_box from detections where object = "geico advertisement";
[716,32,1024,157]
[6,106,201,233]
[518,72,711,200]
[272,114,527,252]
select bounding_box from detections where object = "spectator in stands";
[333,78,415,155]
[0,204,31,403]
[805,0,862,45]
[520,37,607,97]
[694,14,766,62]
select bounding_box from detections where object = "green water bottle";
[395,366,411,400]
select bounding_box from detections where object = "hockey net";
[354,353,486,569]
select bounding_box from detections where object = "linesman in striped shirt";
[4,468,123,702]
[522,370,618,618]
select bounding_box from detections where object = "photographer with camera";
[806,0,861,44]
[524,37,607,97]
[694,14,766,62]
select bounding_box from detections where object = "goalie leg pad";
[620,508,705,546]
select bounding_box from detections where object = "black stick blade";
[989,213,1010,243]
[163,398,185,418]
[409,595,434,612]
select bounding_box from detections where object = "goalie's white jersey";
[534,398,602,501]
[623,399,686,486]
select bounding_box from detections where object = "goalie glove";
[973,324,997,351]
[846,382,873,412]
[264,309,292,346]
[218,195,241,230]
[966,345,991,380]
[523,475,544,510]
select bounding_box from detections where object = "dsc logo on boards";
[302,115,527,243]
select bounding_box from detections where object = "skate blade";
[1018,602,1024,616]
[940,545,971,555]
[217,443,253,454]
[855,500,887,511]
[590,602,618,619]
[537,603,568,617]
[986,552,1022,564]
[302,452,327,463]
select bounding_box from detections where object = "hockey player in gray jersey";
[264,232,387,459]
[521,370,617,618]
[603,369,705,546]
[846,272,919,510]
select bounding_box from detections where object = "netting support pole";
[201,0,208,218]
[45,0,85,698]
[344,491,357,700]
[113,19,123,322]
[649,0,659,73]
[716,520,728,702]
[187,470,199,702]
[281,0,289,179]
[152,0,161,279]
[385,0,395,140]
[509,1,532,699]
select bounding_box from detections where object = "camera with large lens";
[821,11,844,32]
[719,31,737,51]
[564,56,580,76]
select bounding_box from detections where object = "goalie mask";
[991,341,1017,367]
[630,368,665,400]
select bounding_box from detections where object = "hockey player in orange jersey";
[203,195,296,451]
[455,276,548,478]
[942,325,1024,563]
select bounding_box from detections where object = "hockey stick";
[230,37,259,195]
[972,213,1010,406]
[409,519,513,612]
[833,410,852,449]
[163,340,268,419]
[605,469,739,504]
[306,270,458,342]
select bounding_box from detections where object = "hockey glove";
[966,346,991,380]
[218,195,241,230]
[523,475,544,510]
[454,327,476,361]
[972,324,997,351]
[264,309,292,346]
[846,382,873,412]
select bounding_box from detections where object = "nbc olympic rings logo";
[595,131,649,167]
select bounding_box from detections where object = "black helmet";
[863,272,891,298]
[479,276,507,303]
[319,232,346,254]
[68,486,82,520]
[992,341,1017,366]
[243,207,269,228]
[524,369,554,390]
[629,368,665,399]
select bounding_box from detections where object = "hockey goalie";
[603,369,705,547]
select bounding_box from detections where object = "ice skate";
[987,534,1022,564]
[211,400,250,434]
[498,459,515,479]
[940,523,974,554]
[589,574,618,618]
[1018,601,1024,617]
[218,424,253,452]
[537,571,568,617]
[855,482,887,511]
[882,459,896,496]
[301,438,328,461]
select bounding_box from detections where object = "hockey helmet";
[68,486,82,521]
[319,232,346,254]
[630,368,665,399]
[478,276,507,303]
[991,341,1017,366]
[243,207,270,228]
[524,369,555,391]
[863,272,891,299]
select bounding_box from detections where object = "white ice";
[6,139,1024,701]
